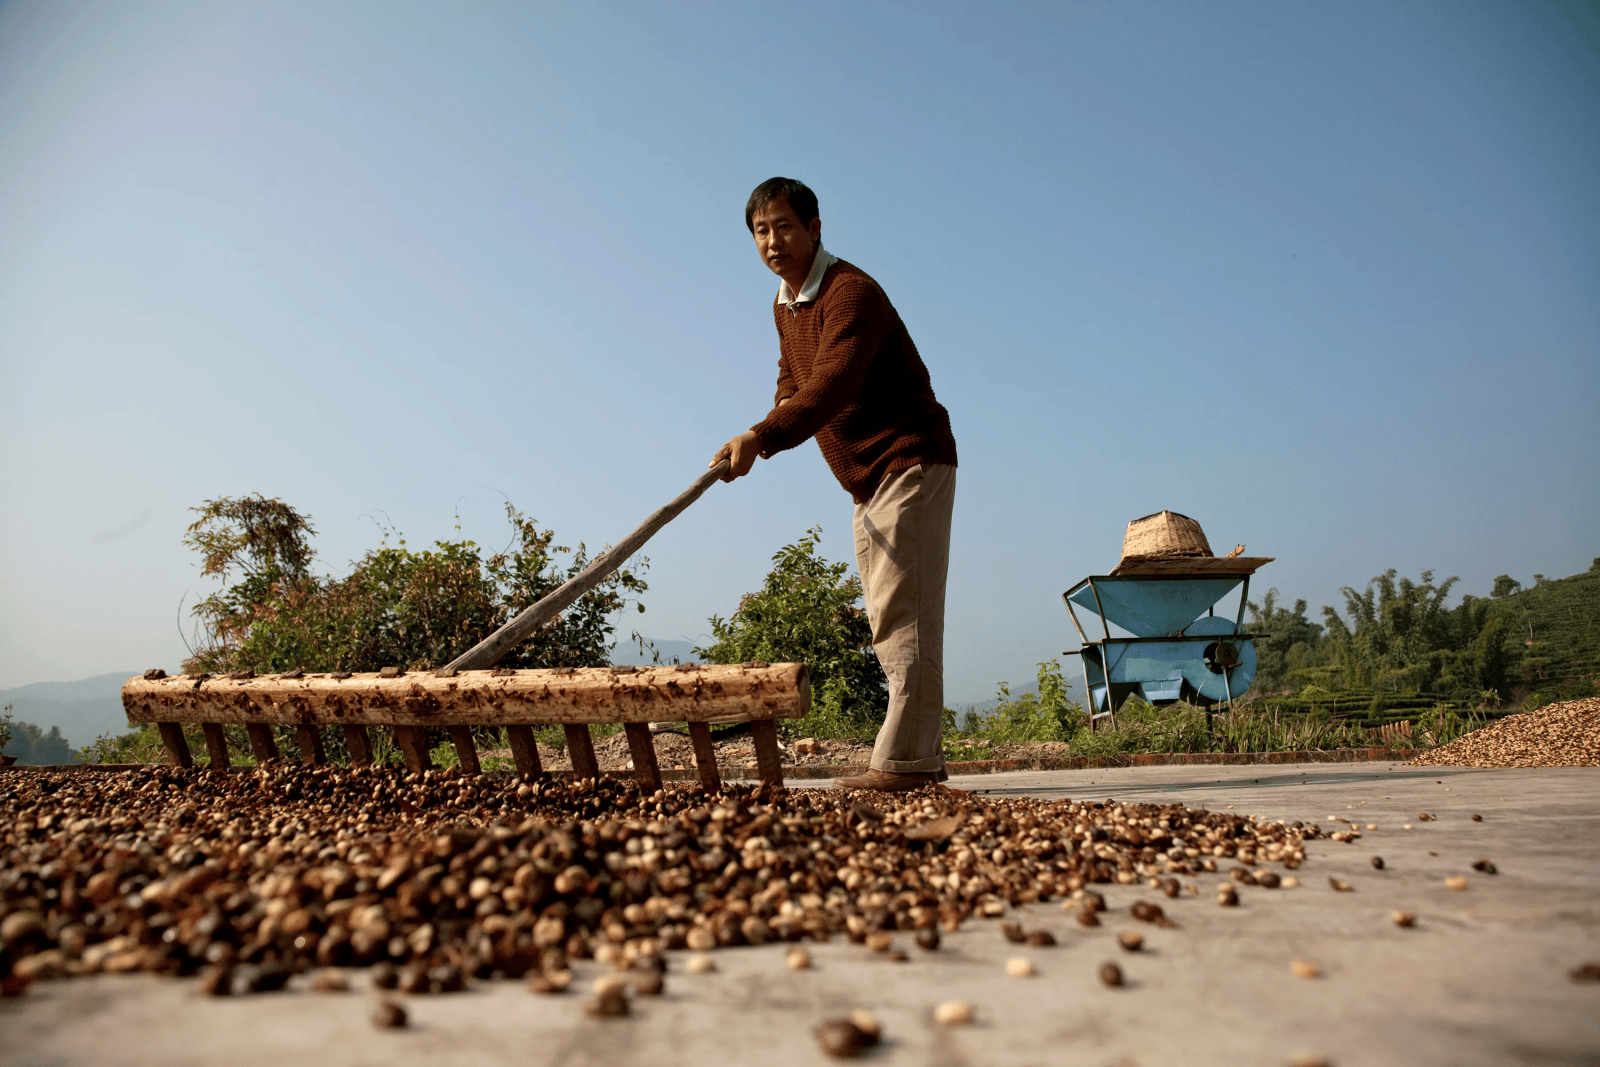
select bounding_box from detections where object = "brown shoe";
[832,769,941,793]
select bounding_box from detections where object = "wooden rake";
[121,461,809,790]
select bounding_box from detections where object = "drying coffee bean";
[1,912,45,948]
[632,972,664,996]
[1291,960,1321,979]
[204,942,238,967]
[428,964,464,994]
[1117,931,1144,952]
[865,931,894,953]
[1445,876,1468,891]
[1472,814,1482,822]
[1216,885,1239,907]
[233,963,290,995]
[4,753,1328,1009]
[397,964,430,995]
[528,973,566,995]
[741,916,772,946]
[1256,871,1281,889]
[1470,860,1497,874]
[592,972,628,994]
[815,1019,874,1059]
[1569,963,1600,983]
[1328,878,1353,892]
[787,947,812,971]
[884,949,909,962]
[309,968,349,993]
[915,927,941,952]
[847,1010,881,1044]
[197,964,233,997]
[1098,962,1124,987]
[1024,930,1057,948]
[1001,922,1026,944]
[370,999,408,1030]
[1076,910,1101,927]
[1392,911,1417,928]
[585,988,630,1017]
[1281,876,1301,889]
[370,961,399,991]
[1129,901,1165,923]
[1229,868,1256,885]
[1370,857,1385,870]
[1158,877,1180,898]
[686,954,716,974]
[933,1000,974,1026]
[1006,957,1035,978]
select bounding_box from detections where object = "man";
[711,177,958,793]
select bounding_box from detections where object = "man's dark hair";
[745,177,818,232]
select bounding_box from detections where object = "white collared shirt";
[776,244,838,315]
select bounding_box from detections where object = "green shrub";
[976,660,1084,744]
[183,494,646,676]
[1520,681,1600,712]
[695,528,887,739]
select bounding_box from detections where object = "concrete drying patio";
[3,761,1596,1067]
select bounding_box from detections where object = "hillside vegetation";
[50,493,1600,763]
[1235,559,1599,726]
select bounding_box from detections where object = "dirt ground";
[481,731,1071,773]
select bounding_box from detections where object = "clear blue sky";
[2,0,1597,701]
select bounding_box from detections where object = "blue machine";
[1062,565,1269,725]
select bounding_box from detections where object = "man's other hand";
[711,431,762,482]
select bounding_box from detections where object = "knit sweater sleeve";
[750,277,893,456]
[773,325,798,406]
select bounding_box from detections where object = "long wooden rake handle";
[443,459,731,672]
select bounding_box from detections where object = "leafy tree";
[1244,589,1328,694]
[694,527,887,737]
[1,711,79,765]
[1491,575,1521,598]
[983,660,1084,743]
[184,498,647,675]
[185,495,319,659]
[1318,569,1507,698]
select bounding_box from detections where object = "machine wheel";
[1181,617,1256,704]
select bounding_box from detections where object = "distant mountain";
[0,671,138,752]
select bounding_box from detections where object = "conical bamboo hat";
[1110,511,1272,576]
[1119,510,1213,562]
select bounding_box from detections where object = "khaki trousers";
[852,462,956,774]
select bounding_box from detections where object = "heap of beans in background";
[0,763,1319,996]
[1410,699,1600,769]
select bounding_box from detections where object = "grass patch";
[938,660,1492,760]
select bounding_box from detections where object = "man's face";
[751,196,821,289]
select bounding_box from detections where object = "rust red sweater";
[750,259,958,503]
